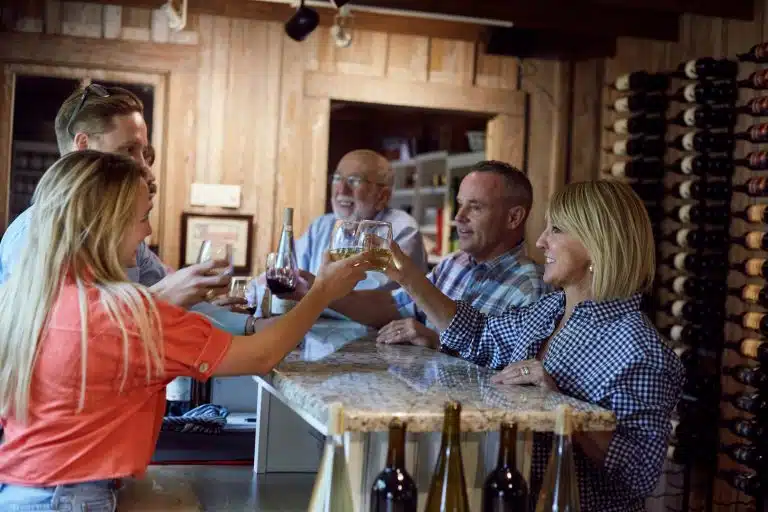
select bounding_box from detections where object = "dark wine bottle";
[738,42,768,63]
[723,364,768,388]
[738,69,768,90]
[606,114,666,135]
[425,402,470,512]
[165,377,193,417]
[612,71,670,92]
[730,283,768,308]
[664,228,728,249]
[370,420,418,512]
[267,207,298,295]
[670,180,731,201]
[668,155,733,176]
[733,231,768,251]
[735,204,768,224]
[718,470,762,497]
[608,137,666,157]
[664,275,725,296]
[721,417,766,442]
[482,423,528,512]
[732,311,768,336]
[670,204,730,224]
[664,252,729,274]
[722,442,765,469]
[735,123,768,143]
[731,257,768,278]
[669,131,734,153]
[734,151,768,171]
[610,92,669,113]
[724,390,768,415]
[661,324,709,346]
[678,58,738,80]
[666,299,722,322]
[733,177,768,197]
[669,105,735,128]
[738,96,768,116]
[534,405,579,512]
[607,159,664,179]
[726,337,768,365]
[672,82,738,104]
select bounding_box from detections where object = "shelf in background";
[420,224,438,235]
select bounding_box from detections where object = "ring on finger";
[520,366,530,376]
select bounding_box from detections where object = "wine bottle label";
[753,69,768,88]
[680,155,695,175]
[745,258,766,277]
[682,132,696,151]
[679,181,693,199]
[610,161,627,178]
[746,204,767,223]
[746,231,766,250]
[749,123,768,142]
[671,300,687,317]
[733,446,752,462]
[615,74,631,91]
[671,276,688,295]
[682,107,697,127]
[684,60,698,79]
[741,338,764,359]
[734,421,752,438]
[614,97,630,112]
[675,229,691,247]
[673,252,689,271]
[670,418,680,436]
[748,151,768,170]
[670,325,684,341]
[677,204,692,223]
[166,377,192,401]
[613,118,629,134]
[743,284,763,303]
[742,312,765,331]
[612,140,628,155]
[666,445,675,460]
[683,84,697,102]
[747,177,768,196]
[748,97,768,115]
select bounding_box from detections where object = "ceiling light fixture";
[284,0,320,42]
[161,0,188,32]
[331,5,353,48]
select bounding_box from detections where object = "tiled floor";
[123,466,316,511]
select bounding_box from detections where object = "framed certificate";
[179,212,254,274]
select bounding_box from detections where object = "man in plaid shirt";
[320,160,548,347]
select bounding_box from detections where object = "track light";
[331,0,351,7]
[284,0,320,42]
[331,6,353,48]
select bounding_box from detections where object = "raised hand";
[382,240,421,287]
[150,259,232,308]
[313,251,372,302]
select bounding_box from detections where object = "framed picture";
[180,212,254,274]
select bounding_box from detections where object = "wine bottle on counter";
[733,177,768,197]
[664,276,725,296]
[672,82,738,104]
[670,204,730,224]
[723,390,767,415]
[718,470,763,497]
[677,58,738,80]
[668,155,733,176]
[534,405,579,512]
[370,420,417,512]
[607,137,666,157]
[738,69,768,90]
[721,417,766,442]
[732,257,768,278]
[735,204,768,224]
[424,401,469,512]
[738,42,768,63]
[669,131,734,153]
[611,71,670,92]
[721,442,765,469]
[723,364,768,389]
[482,423,528,512]
[734,151,768,171]
[606,114,666,135]
[663,228,729,249]
[726,337,768,365]
[670,180,731,201]
[607,159,665,179]
[669,105,735,128]
[267,207,298,295]
[729,283,768,308]
[610,92,669,113]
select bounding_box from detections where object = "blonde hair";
[0,150,163,422]
[547,179,655,301]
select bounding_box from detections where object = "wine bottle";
[735,204,768,224]
[722,443,765,469]
[668,155,733,177]
[267,207,298,295]
[721,417,766,442]
[738,96,768,116]
[732,311,768,336]
[664,228,729,249]
[612,71,670,92]
[608,137,666,157]
[733,177,768,197]
[670,204,730,224]
[678,58,738,80]
[666,445,713,464]
[663,252,729,274]
[733,231,768,251]
[669,105,735,128]
[723,390,767,415]
[535,405,579,512]
[672,82,738,104]
[738,69,768,90]
[606,114,666,135]
[734,151,768,171]
[735,123,768,143]
[726,338,768,365]
[482,423,528,512]
[371,420,417,512]
[661,324,709,346]
[666,299,723,322]
[607,159,665,179]
[165,377,193,416]
[610,92,669,113]
[732,257,768,277]
[723,364,768,388]
[670,180,731,201]
[730,283,768,308]
[664,275,725,296]
[738,42,768,63]
[718,470,762,497]
[669,131,734,153]
[425,401,470,512]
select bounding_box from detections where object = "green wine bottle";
[535,405,580,512]
[424,401,470,511]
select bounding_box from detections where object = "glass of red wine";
[265,251,297,295]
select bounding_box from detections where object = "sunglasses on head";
[66,83,111,137]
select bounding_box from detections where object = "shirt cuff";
[439,300,481,352]
[191,327,233,381]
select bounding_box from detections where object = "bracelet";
[245,315,256,335]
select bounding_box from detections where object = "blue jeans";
[0,481,116,511]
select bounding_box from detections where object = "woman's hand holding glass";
[313,251,373,302]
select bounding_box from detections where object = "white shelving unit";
[389,150,485,266]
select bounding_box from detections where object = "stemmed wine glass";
[197,240,234,275]
[265,251,297,295]
[329,219,361,261]
[357,220,393,272]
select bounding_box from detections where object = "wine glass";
[265,250,297,295]
[229,277,249,299]
[197,240,234,275]
[357,220,393,272]
[329,219,361,261]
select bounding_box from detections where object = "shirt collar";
[467,241,526,272]
[548,291,644,323]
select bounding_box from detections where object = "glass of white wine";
[357,220,393,272]
[197,240,234,276]
[329,219,361,262]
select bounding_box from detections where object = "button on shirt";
[441,291,684,512]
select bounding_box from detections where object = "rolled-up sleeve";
[440,300,525,369]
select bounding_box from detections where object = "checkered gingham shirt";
[393,243,548,326]
[441,291,685,512]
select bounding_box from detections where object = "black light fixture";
[284,0,320,42]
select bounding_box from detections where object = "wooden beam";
[305,71,526,115]
[588,0,755,21]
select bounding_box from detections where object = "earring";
[588,263,594,273]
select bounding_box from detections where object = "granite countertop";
[259,319,616,434]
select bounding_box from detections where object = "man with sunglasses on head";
[0,83,257,335]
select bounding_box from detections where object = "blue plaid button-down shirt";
[393,243,548,327]
[441,291,684,512]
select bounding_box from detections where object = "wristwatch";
[245,315,256,335]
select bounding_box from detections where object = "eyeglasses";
[66,83,111,137]
[331,173,386,189]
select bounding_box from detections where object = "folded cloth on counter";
[161,404,229,435]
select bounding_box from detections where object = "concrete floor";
[122,466,316,511]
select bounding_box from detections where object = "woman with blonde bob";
[0,150,371,510]
[382,179,684,511]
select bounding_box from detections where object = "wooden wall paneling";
[203,16,232,185]
[0,65,14,233]
[14,0,44,33]
[569,58,604,183]
[304,27,338,74]
[44,0,61,35]
[334,29,389,77]
[427,38,476,86]
[150,7,171,43]
[167,12,199,46]
[60,1,101,38]
[102,4,122,39]
[119,5,151,42]
[385,34,429,82]
[474,50,519,90]
[485,113,526,169]
[302,97,331,238]
[193,14,215,186]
